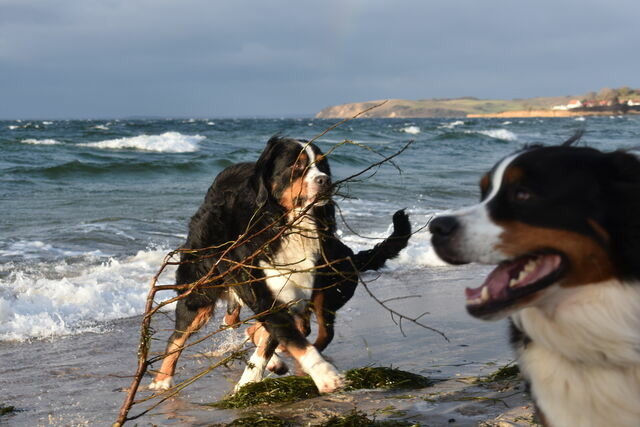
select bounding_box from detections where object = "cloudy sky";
[1,0,639,118]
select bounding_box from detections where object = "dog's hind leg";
[312,302,336,353]
[149,300,214,391]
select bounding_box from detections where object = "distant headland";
[315,87,640,119]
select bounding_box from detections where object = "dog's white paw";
[299,346,343,393]
[311,365,344,393]
[149,376,174,391]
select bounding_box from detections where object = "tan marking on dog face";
[276,153,310,210]
[503,166,524,184]
[480,173,490,196]
[496,221,615,287]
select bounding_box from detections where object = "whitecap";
[21,138,60,145]
[8,125,19,130]
[574,117,586,122]
[469,129,518,141]
[92,124,109,130]
[439,120,465,129]
[400,125,421,134]
[0,248,177,341]
[80,131,204,153]
[42,121,53,125]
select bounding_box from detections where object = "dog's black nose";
[429,216,459,236]
[314,175,331,187]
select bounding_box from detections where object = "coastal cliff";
[316,87,640,119]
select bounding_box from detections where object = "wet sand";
[0,265,535,426]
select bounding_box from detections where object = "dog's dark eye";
[293,159,306,171]
[514,189,532,202]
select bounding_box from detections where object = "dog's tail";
[351,209,411,272]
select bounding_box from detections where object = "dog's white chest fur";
[512,280,640,427]
[259,214,320,313]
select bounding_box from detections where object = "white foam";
[42,121,53,125]
[0,248,177,341]
[574,117,586,122]
[80,132,204,153]
[440,120,465,129]
[339,215,448,269]
[21,138,60,145]
[469,129,518,141]
[400,125,421,134]
[92,124,109,130]
[8,125,19,130]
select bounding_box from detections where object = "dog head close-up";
[430,140,640,320]
[255,136,332,211]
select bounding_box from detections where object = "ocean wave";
[0,240,105,259]
[21,138,61,145]
[91,124,110,130]
[0,248,177,341]
[79,132,205,153]
[15,158,218,178]
[400,125,421,134]
[439,120,465,129]
[469,129,518,141]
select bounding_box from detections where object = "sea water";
[1,116,639,342]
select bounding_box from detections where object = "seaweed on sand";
[211,376,319,409]
[344,367,431,391]
[225,412,291,426]
[0,405,15,416]
[212,367,431,409]
[476,363,520,383]
[320,410,417,427]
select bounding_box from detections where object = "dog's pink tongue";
[465,259,526,303]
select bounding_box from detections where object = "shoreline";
[467,109,640,118]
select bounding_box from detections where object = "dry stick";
[360,276,449,342]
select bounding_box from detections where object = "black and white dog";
[150,136,410,393]
[430,138,640,426]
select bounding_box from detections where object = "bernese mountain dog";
[149,136,411,394]
[429,137,640,426]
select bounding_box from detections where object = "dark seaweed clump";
[320,410,416,427]
[344,367,431,391]
[211,376,319,409]
[0,405,15,416]
[213,367,431,409]
[477,363,520,383]
[225,413,292,426]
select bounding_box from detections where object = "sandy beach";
[0,264,537,426]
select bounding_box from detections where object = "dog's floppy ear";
[254,136,281,206]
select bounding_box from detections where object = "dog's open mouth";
[465,252,565,318]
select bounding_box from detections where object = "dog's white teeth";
[481,286,490,302]
[524,260,537,273]
[509,278,518,288]
[467,297,483,305]
[516,269,528,282]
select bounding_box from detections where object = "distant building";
[567,100,583,109]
